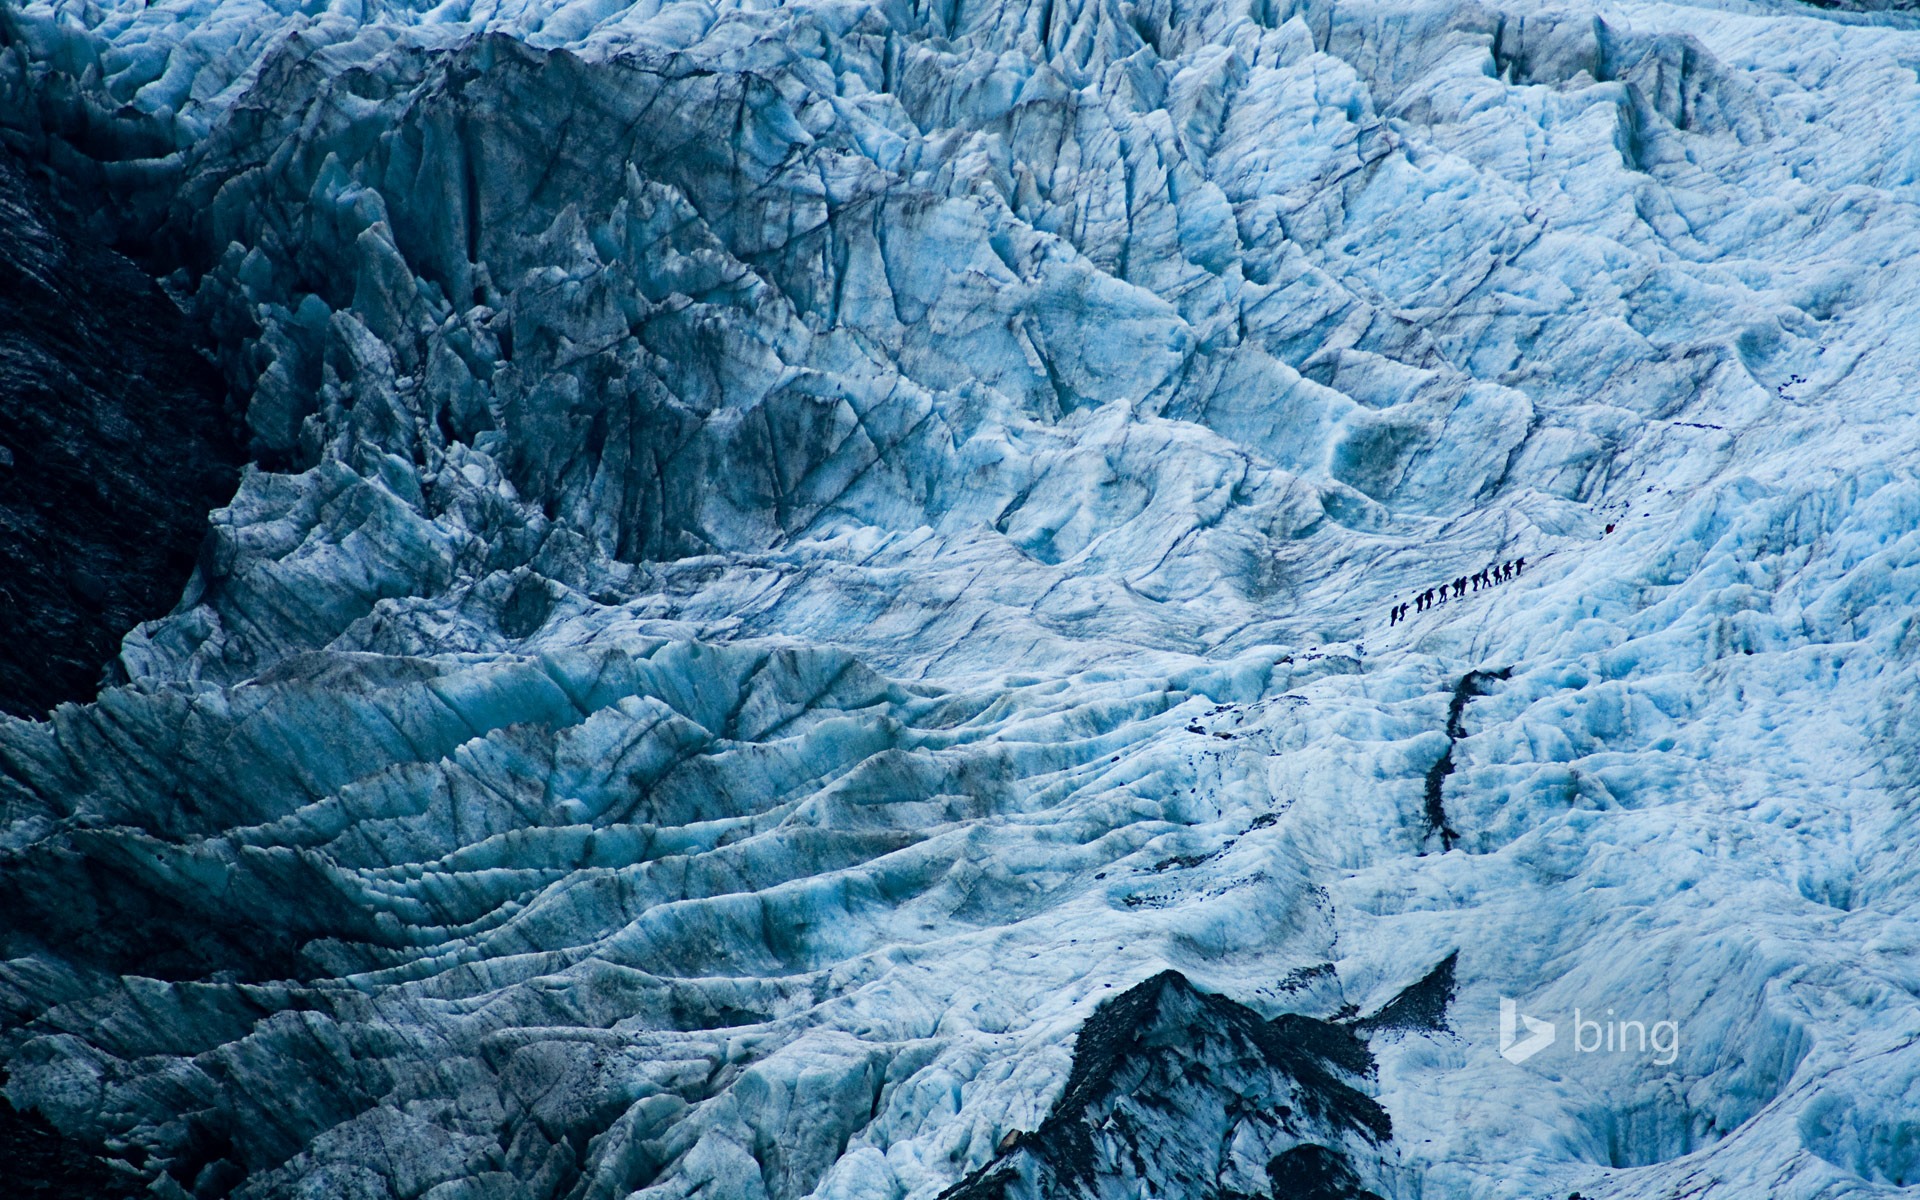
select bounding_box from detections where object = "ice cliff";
[3,0,1920,1195]
[0,150,238,717]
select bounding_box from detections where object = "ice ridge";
[3,0,1920,1196]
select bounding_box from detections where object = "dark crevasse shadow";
[0,148,241,718]
[0,1068,141,1200]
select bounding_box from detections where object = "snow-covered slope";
[3,0,1920,1195]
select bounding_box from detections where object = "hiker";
[1389,604,1400,626]
[1454,577,1466,599]
[1515,556,1526,575]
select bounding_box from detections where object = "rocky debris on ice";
[4,0,1920,1196]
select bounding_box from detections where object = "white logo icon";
[1499,997,1555,1063]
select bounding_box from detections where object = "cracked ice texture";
[4,0,1920,1195]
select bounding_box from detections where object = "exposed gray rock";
[942,971,1397,1200]
[3,0,1920,1197]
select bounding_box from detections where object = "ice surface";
[4,0,1920,1194]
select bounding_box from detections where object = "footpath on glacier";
[3,0,1920,1195]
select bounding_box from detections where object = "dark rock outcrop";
[944,971,1396,1200]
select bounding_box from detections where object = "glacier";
[3,0,1920,1195]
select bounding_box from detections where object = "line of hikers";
[1388,557,1524,625]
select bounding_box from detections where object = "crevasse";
[3,0,1919,1195]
